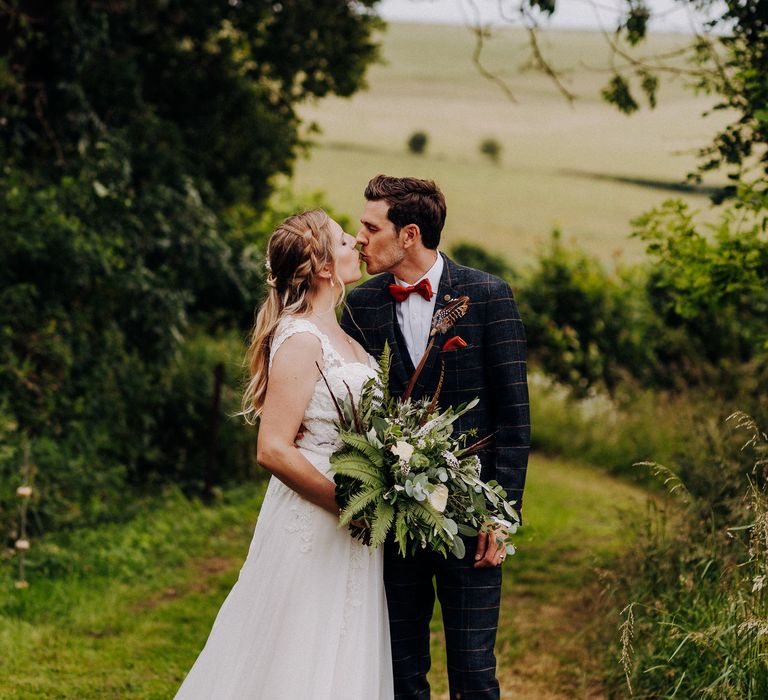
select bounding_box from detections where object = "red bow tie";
[388,278,433,303]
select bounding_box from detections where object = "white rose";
[428,484,449,513]
[391,441,414,463]
[16,486,32,498]
[15,539,30,550]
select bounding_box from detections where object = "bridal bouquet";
[321,298,519,559]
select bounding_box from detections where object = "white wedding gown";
[175,317,393,699]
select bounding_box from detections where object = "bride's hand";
[350,517,370,530]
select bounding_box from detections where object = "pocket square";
[442,335,468,352]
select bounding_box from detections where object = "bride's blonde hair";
[240,209,343,424]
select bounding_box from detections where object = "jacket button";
[443,294,451,301]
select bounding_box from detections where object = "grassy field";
[291,22,731,263]
[1,456,646,699]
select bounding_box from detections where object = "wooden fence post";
[203,362,225,502]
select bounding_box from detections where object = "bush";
[0,155,341,536]
[633,199,768,394]
[149,330,259,491]
[407,131,429,155]
[449,242,517,282]
[520,231,658,395]
[454,203,768,400]
[479,137,502,163]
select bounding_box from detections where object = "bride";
[175,210,393,699]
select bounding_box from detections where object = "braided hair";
[240,209,341,423]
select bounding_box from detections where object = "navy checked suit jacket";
[340,253,531,513]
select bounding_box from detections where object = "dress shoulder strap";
[269,317,344,371]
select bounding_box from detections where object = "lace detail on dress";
[341,543,367,637]
[285,501,314,553]
[269,317,345,371]
[268,316,378,458]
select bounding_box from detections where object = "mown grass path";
[429,456,646,699]
[1,456,646,699]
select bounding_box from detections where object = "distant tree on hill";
[479,137,502,164]
[407,131,429,155]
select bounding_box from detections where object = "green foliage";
[479,137,502,163]
[370,499,395,547]
[339,432,385,468]
[623,3,650,46]
[0,1,382,210]
[0,2,378,537]
[520,231,657,394]
[0,143,271,532]
[407,131,429,155]
[456,194,768,397]
[449,242,517,281]
[633,199,768,371]
[148,330,259,488]
[601,74,640,115]
[330,453,387,487]
[608,0,768,198]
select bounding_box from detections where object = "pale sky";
[376,0,725,33]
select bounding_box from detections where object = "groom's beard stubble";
[362,249,405,276]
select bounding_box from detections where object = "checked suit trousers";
[384,536,502,700]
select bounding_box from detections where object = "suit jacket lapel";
[412,253,460,399]
[376,274,411,393]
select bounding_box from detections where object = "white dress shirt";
[393,252,444,368]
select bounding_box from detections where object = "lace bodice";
[269,317,377,457]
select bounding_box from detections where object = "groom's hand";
[473,525,508,569]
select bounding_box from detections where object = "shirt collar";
[394,251,443,291]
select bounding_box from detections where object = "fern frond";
[410,501,447,532]
[379,342,391,404]
[394,510,409,556]
[339,432,384,467]
[369,500,395,547]
[339,486,386,526]
[331,454,386,487]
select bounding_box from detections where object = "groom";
[341,175,530,699]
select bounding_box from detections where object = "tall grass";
[608,413,768,698]
[530,373,767,696]
[530,372,712,480]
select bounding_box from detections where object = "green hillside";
[291,22,730,262]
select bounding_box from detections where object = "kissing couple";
[174,175,530,699]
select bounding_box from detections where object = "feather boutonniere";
[402,296,470,401]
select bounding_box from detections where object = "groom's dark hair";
[364,175,446,249]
